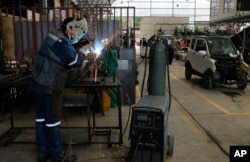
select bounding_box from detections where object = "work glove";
[81,53,96,67]
[85,53,96,61]
[79,43,95,55]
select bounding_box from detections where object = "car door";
[190,38,208,74]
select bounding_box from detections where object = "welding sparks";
[93,40,106,56]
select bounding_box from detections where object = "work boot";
[37,155,50,162]
[51,153,77,162]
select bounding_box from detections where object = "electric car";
[185,35,249,89]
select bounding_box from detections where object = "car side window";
[195,39,206,52]
[191,39,196,50]
[140,38,147,47]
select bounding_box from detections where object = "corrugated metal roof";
[0,0,116,8]
[77,0,115,7]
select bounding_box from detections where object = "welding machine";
[129,95,174,162]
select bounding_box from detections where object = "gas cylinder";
[148,39,166,96]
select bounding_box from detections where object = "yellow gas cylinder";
[102,88,111,111]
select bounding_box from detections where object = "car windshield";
[207,37,236,56]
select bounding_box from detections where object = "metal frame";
[0,6,135,61]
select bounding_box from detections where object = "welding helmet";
[62,17,88,44]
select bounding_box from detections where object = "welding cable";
[166,48,172,112]
[61,110,73,162]
[130,133,142,162]
[140,44,149,97]
[106,87,131,137]
[121,88,132,136]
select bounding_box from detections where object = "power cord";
[106,86,132,137]
[140,45,149,98]
[130,133,142,162]
[121,88,132,136]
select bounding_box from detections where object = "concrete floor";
[1,50,250,162]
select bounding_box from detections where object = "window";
[237,0,250,11]
[113,0,210,22]
[208,38,236,55]
[191,39,196,50]
[210,0,219,16]
[195,39,206,52]
[224,0,235,13]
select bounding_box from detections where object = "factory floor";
[1,50,250,162]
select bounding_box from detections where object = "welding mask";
[62,17,88,44]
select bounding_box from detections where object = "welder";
[29,16,95,162]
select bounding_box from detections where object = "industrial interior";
[1,0,250,162]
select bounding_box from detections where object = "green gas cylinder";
[106,50,118,107]
[148,39,166,96]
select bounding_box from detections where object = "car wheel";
[237,72,248,90]
[185,65,192,80]
[203,73,213,89]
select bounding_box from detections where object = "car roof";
[191,35,229,39]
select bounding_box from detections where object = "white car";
[185,35,249,89]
